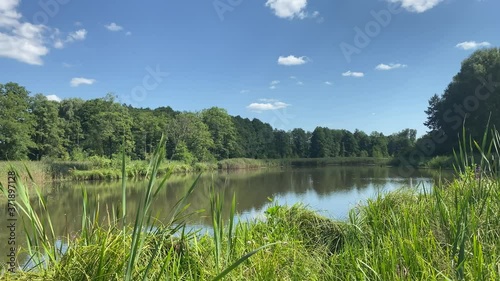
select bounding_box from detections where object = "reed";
[1,128,500,280]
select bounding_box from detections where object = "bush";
[425,155,454,169]
[171,142,194,164]
[88,155,113,168]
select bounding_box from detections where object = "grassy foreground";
[3,168,500,280]
[2,132,500,280]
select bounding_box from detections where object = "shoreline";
[0,156,455,185]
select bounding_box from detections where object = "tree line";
[3,49,497,163]
[0,83,418,162]
[423,47,500,156]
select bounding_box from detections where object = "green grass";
[2,128,500,280]
[1,156,396,183]
[217,158,280,170]
[424,155,455,169]
[5,169,500,280]
[0,161,48,185]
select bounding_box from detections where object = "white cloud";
[53,28,87,49]
[105,22,123,31]
[70,77,96,87]
[0,1,85,65]
[247,99,290,112]
[278,55,308,66]
[0,0,49,65]
[375,63,407,70]
[324,81,332,85]
[265,0,308,19]
[387,0,443,13]
[455,41,491,50]
[53,40,64,49]
[74,21,82,26]
[269,80,280,89]
[289,76,297,79]
[68,29,86,41]
[62,62,73,68]
[297,81,303,85]
[342,71,364,78]
[46,94,62,102]
[240,89,250,94]
[125,31,132,36]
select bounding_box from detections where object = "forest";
[1,48,499,164]
[0,83,417,163]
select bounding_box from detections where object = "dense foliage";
[0,82,417,162]
[424,48,500,155]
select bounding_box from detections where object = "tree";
[201,107,239,159]
[171,141,194,163]
[310,127,329,158]
[328,129,342,157]
[341,130,359,157]
[168,112,214,162]
[78,94,134,158]
[370,132,389,158]
[424,48,500,154]
[291,128,309,158]
[354,129,371,157]
[59,98,84,156]
[0,83,35,160]
[29,94,66,159]
[252,119,274,159]
[273,129,292,158]
[232,116,257,158]
[387,129,417,156]
[130,108,168,159]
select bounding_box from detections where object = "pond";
[0,166,454,258]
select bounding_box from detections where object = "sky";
[1,0,499,137]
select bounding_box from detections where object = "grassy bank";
[0,160,215,183]
[284,157,393,167]
[1,156,397,183]
[2,131,500,280]
[3,166,500,280]
[0,161,48,186]
[59,156,397,181]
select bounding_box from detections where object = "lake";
[0,166,453,258]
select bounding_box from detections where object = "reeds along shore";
[1,129,500,280]
[0,157,393,184]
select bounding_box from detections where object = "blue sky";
[1,0,498,136]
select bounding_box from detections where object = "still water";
[1,166,453,257]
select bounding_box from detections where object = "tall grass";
[1,128,500,280]
[0,161,48,185]
[284,157,392,167]
[0,135,272,280]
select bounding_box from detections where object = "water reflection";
[0,166,453,258]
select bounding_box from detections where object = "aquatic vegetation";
[1,128,500,280]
